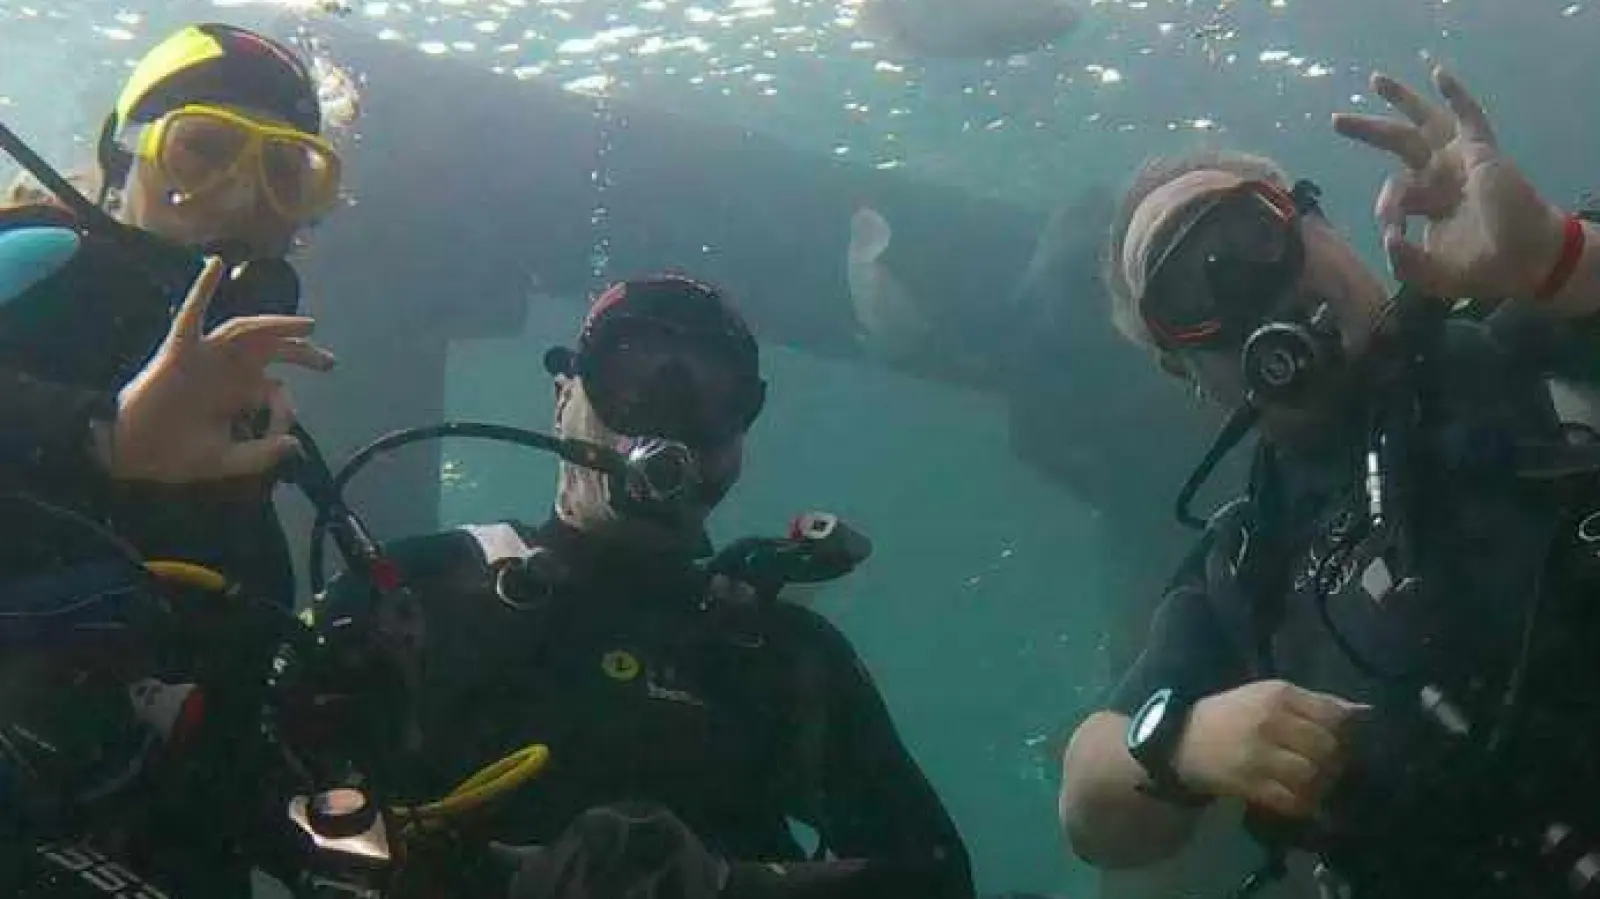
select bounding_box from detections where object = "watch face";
[1130,688,1174,749]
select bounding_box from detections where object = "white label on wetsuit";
[127,679,198,742]
[646,679,708,708]
[459,522,535,566]
[1361,556,1394,604]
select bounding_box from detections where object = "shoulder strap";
[1195,463,1289,679]
[1168,497,1244,593]
[455,522,575,613]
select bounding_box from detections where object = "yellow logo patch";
[600,650,642,682]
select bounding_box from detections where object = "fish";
[846,206,932,361]
[854,0,1081,60]
[1007,185,1117,350]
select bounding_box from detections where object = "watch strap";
[1128,689,1212,808]
[1135,764,1212,807]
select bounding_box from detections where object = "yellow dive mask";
[130,103,341,221]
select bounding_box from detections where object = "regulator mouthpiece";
[1242,302,1343,408]
[615,437,701,512]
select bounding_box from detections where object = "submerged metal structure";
[288,29,1217,659]
[153,17,1248,898]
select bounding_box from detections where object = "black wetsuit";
[0,205,296,605]
[315,517,975,899]
[0,209,299,899]
[1107,317,1600,898]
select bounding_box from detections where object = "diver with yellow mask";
[93,22,342,259]
[0,26,341,894]
[0,22,342,608]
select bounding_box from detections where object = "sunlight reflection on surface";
[0,0,1584,204]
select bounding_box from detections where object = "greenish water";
[10,2,1600,898]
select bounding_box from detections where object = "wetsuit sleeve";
[793,611,975,899]
[1106,584,1250,716]
[0,370,113,480]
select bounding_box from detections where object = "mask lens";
[585,323,757,447]
[260,136,340,219]
[1142,184,1300,349]
[155,111,252,196]
[148,108,341,221]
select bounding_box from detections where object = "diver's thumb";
[215,433,302,480]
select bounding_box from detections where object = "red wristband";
[1536,214,1586,300]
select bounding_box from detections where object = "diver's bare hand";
[1332,66,1568,301]
[104,257,337,483]
[1174,679,1367,820]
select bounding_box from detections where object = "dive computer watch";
[1126,687,1212,807]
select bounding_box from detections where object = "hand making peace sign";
[106,257,337,483]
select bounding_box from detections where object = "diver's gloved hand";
[491,803,730,899]
[104,256,336,483]
[1332,67,1576,305]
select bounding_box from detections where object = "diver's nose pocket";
[657,361,699,416]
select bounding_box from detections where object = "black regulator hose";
[287,422,388,600]
[1175,405,1261,530]
[0,120,118,233]
[305,422,630,596]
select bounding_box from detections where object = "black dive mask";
[1140,179,1324,351]
[546,304,758,524]
[1139,177,1349,411]
[573,319,764,451]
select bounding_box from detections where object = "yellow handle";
[144,560,229,593]
[396,743,552,823]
